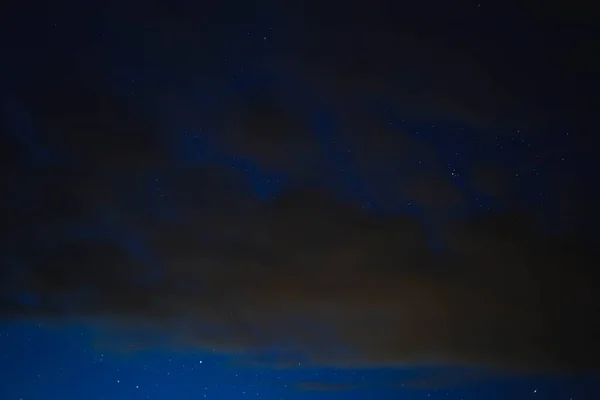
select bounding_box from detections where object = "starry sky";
[1,1,599,399]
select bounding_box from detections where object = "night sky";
[1,1,599,399]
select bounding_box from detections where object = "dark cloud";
[470,165,512,198]
[1,0,598,379]
[1,55,598,375]
[1,170,598,372]
[267,24,533,132]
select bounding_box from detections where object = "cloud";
[1,169,598,372]
[1,2,598,376]
[265,24,536,132]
